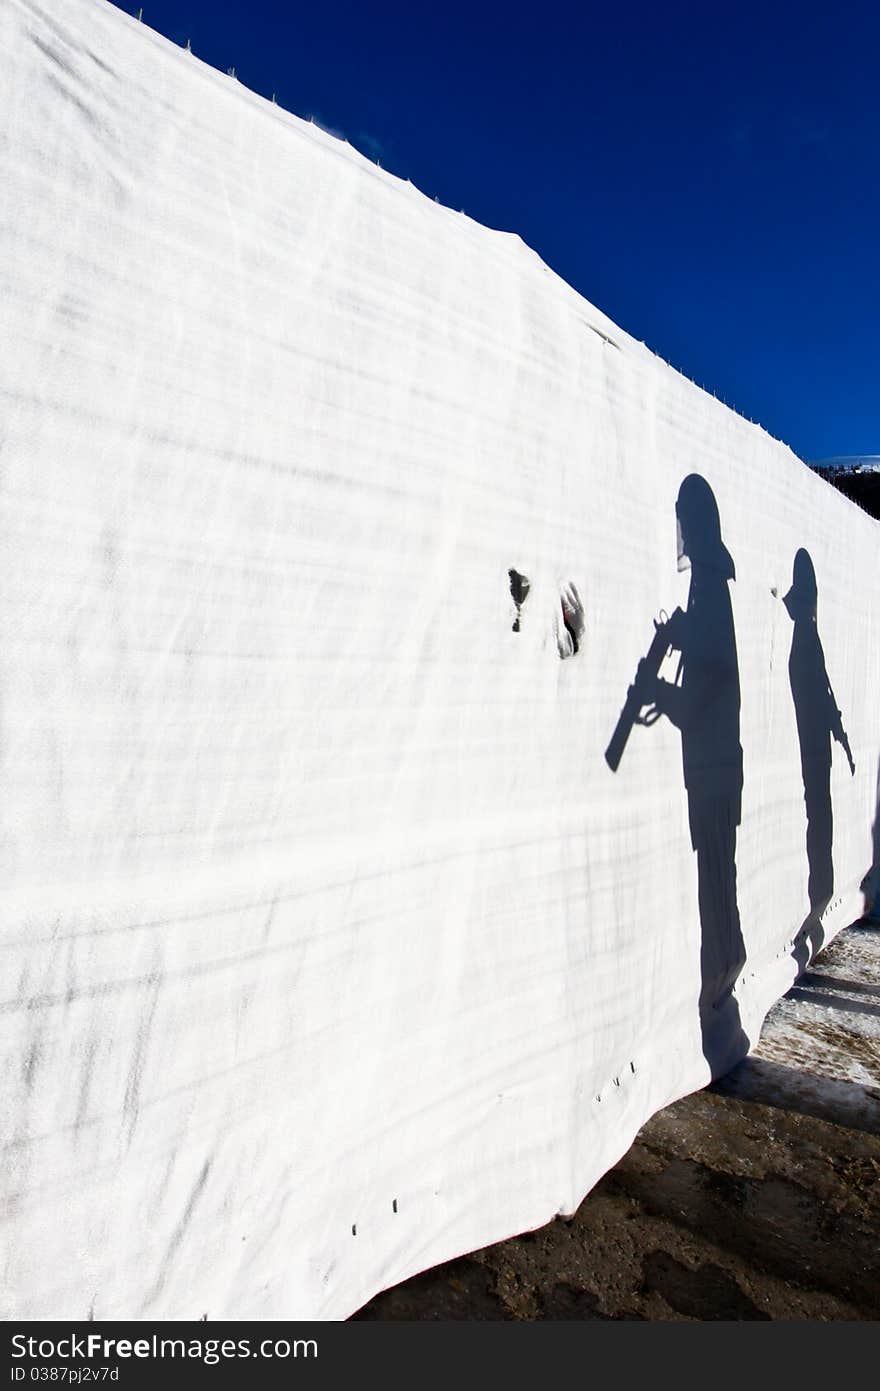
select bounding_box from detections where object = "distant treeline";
[810,467,880,521]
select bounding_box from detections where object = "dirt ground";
[354,918,880,1320]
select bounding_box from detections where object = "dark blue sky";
[110,0,878,461]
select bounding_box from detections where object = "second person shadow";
[784,549,855,972]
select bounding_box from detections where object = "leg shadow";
[860,757,880,921]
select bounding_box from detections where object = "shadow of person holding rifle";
[606,474,748,1078]
[784,548,856,970]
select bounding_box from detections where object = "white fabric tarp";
[1,0,878,1320]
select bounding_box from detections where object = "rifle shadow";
[784,549,852,970]
[607,475,748,1078]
